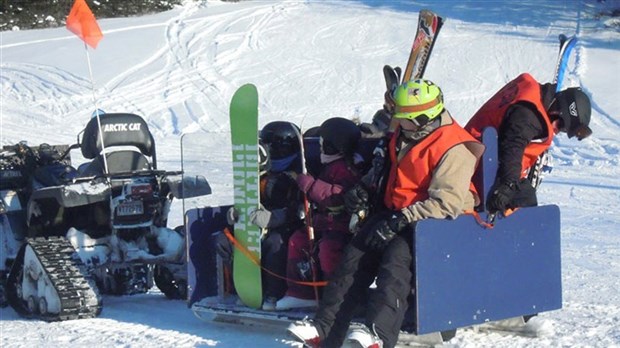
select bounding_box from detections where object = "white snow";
[1,0,619,347]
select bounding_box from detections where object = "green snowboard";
[229,84,262,309]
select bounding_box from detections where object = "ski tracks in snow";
[549,2,620,170]
[0,63,96,143]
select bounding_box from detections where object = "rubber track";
[7,236,101,321]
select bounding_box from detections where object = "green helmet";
[393,79,444,125]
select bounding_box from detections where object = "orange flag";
[66,0,103,49]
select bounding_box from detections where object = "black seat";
[78,113,157,176]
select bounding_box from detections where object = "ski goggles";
[393,97,442,126]
[567,123,592,141]
[399,114,430,127]
[551,110,593,141]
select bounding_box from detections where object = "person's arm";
[496,104,545,184]
[401,144,478,222]
[297,175,344,203]
[297,162,357,205]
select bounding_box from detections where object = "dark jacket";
[496,83,555,184]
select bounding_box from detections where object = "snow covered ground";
[1,0,619,346]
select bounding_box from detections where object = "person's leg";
[313,213,389,346]
[261,230,287,300]
[317,231,350,280]
[321,246,377,347]
[283,229,315,299]
[365,234,413,348]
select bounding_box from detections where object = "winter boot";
[344,325,383,348]
[276,296,317,310]
[287,319,321,347]
[262,296,278,311]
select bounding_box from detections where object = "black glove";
[344,184,369,214]
[486,181,518,214]
[366,212,409,250]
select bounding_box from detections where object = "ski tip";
[558,33,577,45]
[419,9,445,23]
[559,33,568,42]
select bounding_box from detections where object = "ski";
[402,9,444,83]
[229,84,263,309]
[553,34,577,92]
[192,298,311,326]
[382,10,443,129]
[368,10,445,213]
[526,34,577,190]
[471,316,551,338]
[192,300,447,347]
[383,65,400,97]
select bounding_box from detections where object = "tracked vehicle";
[0,113,211,321]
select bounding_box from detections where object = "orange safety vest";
[384,117,481,210]
[465,73,554,178]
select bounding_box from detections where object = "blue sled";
[187,127,562,335]
[413,205,561,334]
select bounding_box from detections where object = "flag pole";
[84,42,109,174]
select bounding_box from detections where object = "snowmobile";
[0,113,211,321]
[185,127,562,343]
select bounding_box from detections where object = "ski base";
[192,298,447,347]
[471,316,553,338]
[192,296,311,327]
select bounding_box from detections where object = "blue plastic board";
[186,205,233,305]
[413,205,562,334]
[480,127,499,204]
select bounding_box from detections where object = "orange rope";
[223,227,328,287]
[223,263,233,295]
[464,207,520,229]
[464,210,495,229]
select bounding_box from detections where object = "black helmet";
[260,121,301,159]
[319,117,361,156]
[554,87,592,140]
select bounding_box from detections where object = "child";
[255,121,304,310]
[277,117,362,310]
[215,121,304,311]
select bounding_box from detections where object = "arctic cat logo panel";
[102,123,143,132]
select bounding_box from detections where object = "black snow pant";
[261,227,293,299]
[313,211,414,348]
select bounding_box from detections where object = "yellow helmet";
[393,79,444,125]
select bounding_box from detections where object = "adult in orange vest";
[287,79,484,348]
[465,73,592,215]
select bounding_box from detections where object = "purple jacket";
[297,158,361,234]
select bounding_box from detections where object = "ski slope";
[1,0,619,347]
